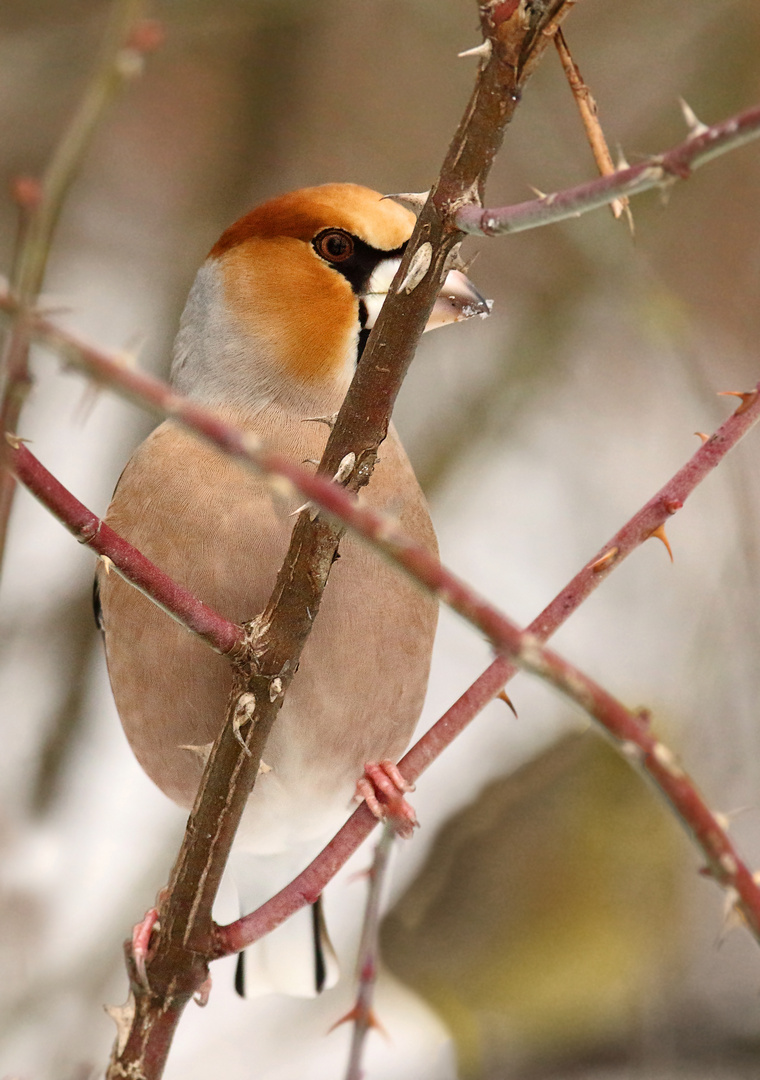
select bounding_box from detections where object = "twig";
[454,101,760,235]
[0,0,158,576]
[9,302,760,954]
[8,438,241,655]
[213,387,760,957]
[553,28,631,225]
[341,824,395,1080]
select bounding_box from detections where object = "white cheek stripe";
[362,257,401,328]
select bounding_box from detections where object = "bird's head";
[171,183,489,415]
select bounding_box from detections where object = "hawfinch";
[96,184,488,998]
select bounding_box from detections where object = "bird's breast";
[99,413,438,850]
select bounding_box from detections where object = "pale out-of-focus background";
[2,2,760,1078]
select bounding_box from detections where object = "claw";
[356,760,417,839]
[131,907,160,989]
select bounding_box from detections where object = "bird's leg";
[131,907,160,989]
[355,759,418,839]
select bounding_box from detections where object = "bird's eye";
[314,229,354,263]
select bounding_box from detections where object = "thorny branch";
[0,0,156,575]
[7,4,760,1076]
[12,359,760,961]
[343,824,395,1080]
[8,438,241,655]
[103,3,577,1076]
[454,100,760,235]
[212,384,760,960]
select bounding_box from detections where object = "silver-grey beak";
[362,261,492,331]
[426,269,492,331]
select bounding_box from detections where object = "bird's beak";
[362,259,492,333]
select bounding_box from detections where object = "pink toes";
[355,760,418,839]
[131,906,160,989]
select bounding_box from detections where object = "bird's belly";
[99,422,438,854]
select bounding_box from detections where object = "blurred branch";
[8,438,241,655]
[0,0,159,577]
[214,385,760,957]
[553,27,631,224]
[342,824,395,1080]
[454,100,760,235]
[8,286,760,963]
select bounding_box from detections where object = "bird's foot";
[355,759,418,839]
[131,906,160,989]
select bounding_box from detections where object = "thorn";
[718,389,758,415]
[4,432,31,449]
[382,191,429,214]
[397,242,433,294]
[100,554,114,575]
[258,760,272,775]
[457,40,492,60]
[268,475,297,502]
[678,97,709,137]
[302,412,338,429]
[289,501,312,518]
[179,742,214,764]
[634,707,652,727]
[695,431,709,443]
[496,688,518,717]
[347,864,373,885]
[715,805,753,827]
[529,185,549,199]
[328,1004,389,1039]
[333,452,356,485]
[718,886,744,944]
[269,676,283,702]
[616,147,630,171]
[104,995,136,1057]
[648,524,673,562]
[590,546,619,573]
[232,692,256,755]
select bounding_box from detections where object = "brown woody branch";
[454,100,760,235]
[8,207,760,978]
[105,3,577,1076]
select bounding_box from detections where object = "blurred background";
[1,1,760,1077]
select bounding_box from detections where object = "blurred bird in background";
[95,183,489,998]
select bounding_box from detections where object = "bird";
[95,183,489,998]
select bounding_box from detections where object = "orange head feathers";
[171,183,489,417]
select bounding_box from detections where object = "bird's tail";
[228,849,339,998]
